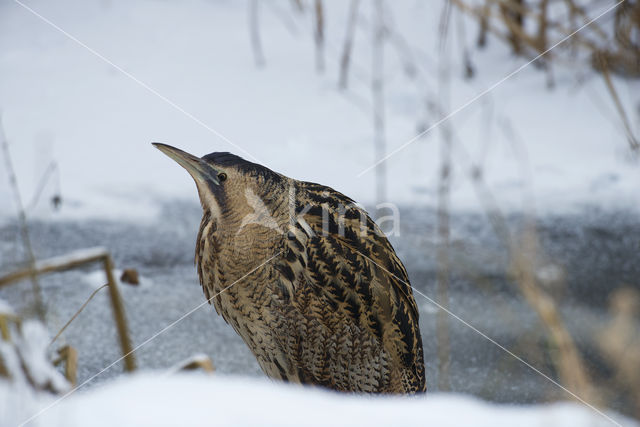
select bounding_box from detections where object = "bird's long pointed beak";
[153,143,220,186]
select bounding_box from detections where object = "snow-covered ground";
[0,0,638,222]
[3,373,636,427]
[2,302,633,427]
[0,317,635,427]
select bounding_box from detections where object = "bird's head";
[153,143,287,233]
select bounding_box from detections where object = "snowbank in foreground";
[2,374,634,427]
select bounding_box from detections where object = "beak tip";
[152,144,217,185]
[152,142,180,158]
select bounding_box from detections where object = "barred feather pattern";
[195,178,426,394]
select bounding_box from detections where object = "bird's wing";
[271,181,425,392]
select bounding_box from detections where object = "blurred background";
[1,0,639,423]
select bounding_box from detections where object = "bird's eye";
[218,172,227,182]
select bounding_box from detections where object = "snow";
[1,373,634,427]
[13,321,70,394]
[0,313,632,426]
[0,341,24,382]
[34,247,109,271]
[0,0,638,223]
[0,319,70,397]
[0,297,16,316]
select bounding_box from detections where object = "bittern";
[153,143,426,394]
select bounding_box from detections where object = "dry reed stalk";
[103,255,136,372]
[0,313,21,341]
[49,284,109,347]
[457,0,604,53]
[0,116,45,321]
[435,0,454,392]
[0,248,137,372]
[477,0,492,47]
[443,111,599,405]
[510,226,598,404]
[455,5,475,79]
[451,0,513,46]
[500,119,598,405]
[500,0,525,53]
[563,0,609,41]
[339,0,360,89]
[314,0,325,73]
[0,317,9,341]
[249,0,266,67]
[435,148,452,392]
[177,356,216,373]
[498,3,543,55]
[536,0,549,52]
[452,0,639,148]
[53,345,78,386]
[481,178,597,405]
[27,161,60,211]
[597,287,640,418]
[372,0,387,205]
[596,53,640,150]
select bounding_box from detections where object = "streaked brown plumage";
[154,143,426,393]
